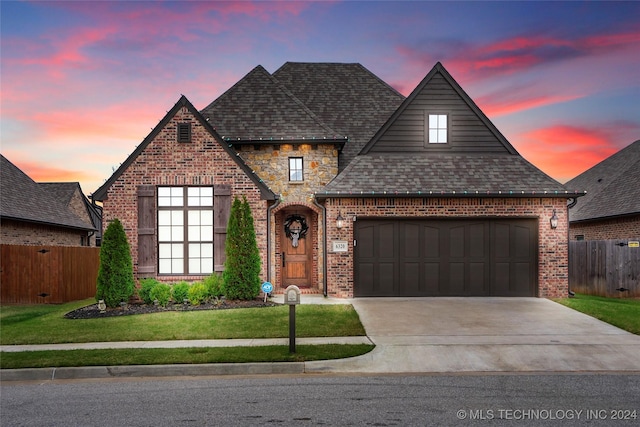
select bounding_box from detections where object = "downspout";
[312,196,328,297]
[266,197,281,285]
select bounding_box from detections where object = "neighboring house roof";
[0,155,95,231]
[319,63,579,199]
[92,96,277,202]
[566,140,640,222]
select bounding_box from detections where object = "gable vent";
[177,123,191,143]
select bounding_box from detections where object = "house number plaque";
[332,241,348,252]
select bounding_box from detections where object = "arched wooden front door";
[281,210,312,288]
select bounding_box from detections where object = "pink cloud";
[7,157,101,186]
[477,93,583,117]
[517,125,621,182]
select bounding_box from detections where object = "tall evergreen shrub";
[223,196,261,300]
[96,218,135,307]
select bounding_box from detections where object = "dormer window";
[177,123,191,143]
[428,114,448,144]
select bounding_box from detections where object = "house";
[0,154,98,246]
[93,62,582,298]
[566,140,640,241]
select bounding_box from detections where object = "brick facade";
[569,215,640,241]
[101,105,269,282]
[322,197,569,298]
[0,219,89,246]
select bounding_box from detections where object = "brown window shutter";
[213,185,231,272]
[137,185,156,275]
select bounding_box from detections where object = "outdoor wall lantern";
[550,209,559,229]
[336,212,345,229]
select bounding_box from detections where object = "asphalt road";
[2,373,639,426]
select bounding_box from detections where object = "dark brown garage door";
[354,218,538,297]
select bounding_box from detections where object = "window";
[177,123,191,143]
[157,187,213,274]
[289,157,303,181]
[428,114,448,144]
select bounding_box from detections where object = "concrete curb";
[1,362,305,382]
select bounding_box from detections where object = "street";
[2,373,638,426]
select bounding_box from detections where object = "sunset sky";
[2,1,639,195]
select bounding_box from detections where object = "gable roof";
[361,62,516,155]
[201,65,341,141]
[0,155,95,231]
[92,95,277,201]
[566,140,640,222]
[318,62,580,199]
[273,62,405,169]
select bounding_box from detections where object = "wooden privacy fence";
[1,244,100,304]
[569,239,640,298]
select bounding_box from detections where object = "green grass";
[0,344,375,369]
[0,299,365,345]
[553,294,640,335]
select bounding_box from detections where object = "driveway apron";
[305,297,640,373]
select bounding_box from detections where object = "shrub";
[150,283,171,307]
[223,196,261,300]
[204,273,224,298]
[172,281,190,303]
[96,218,135,307]
[188,282,209,305]
[138,278,160,305]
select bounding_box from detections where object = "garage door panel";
[423,226,440,258]
[423,263,440,293]
[355,218,537,297]
[401,262,421,294]
[448,262,465,295]
[378,262,395,295]
[469,263,487,295]
[449,226,465,257]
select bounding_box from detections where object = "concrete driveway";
[306,297,640,373]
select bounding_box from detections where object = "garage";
[354,218,538,297]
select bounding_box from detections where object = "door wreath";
[284,214,308,248]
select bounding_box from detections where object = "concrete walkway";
[2,296,640,381]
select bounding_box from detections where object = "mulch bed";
[65,298,280,319]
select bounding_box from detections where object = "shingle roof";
[201,65,341,141]
[273,62,405,169]
[0,155,95,230]
[566,140,640,222]
[317,62,578,199]
[318,153,576,198]
[201,63,404,169]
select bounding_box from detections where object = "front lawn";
[553,294,640,335]
[0,344,375,369]
[0,299,366,345]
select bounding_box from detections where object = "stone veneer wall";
[569,215,640,241]
[101,105,269,282]
[238,143,338,200]
[322,197,569,298]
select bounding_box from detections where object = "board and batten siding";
[369,73,508,153]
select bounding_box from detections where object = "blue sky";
[1,0,639,193]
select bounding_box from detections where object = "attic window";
[428,114,448,144]
[177,123,191,143]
